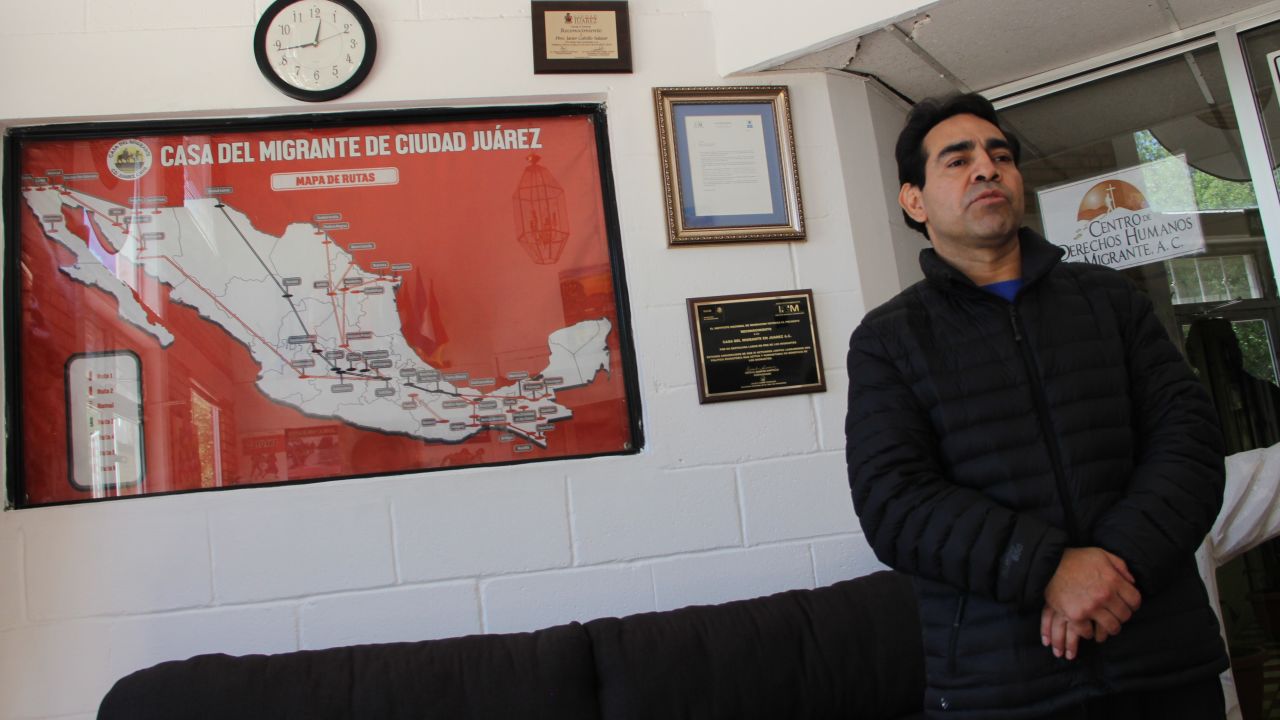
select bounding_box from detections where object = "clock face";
[254,0,376,102]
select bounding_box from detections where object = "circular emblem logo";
[1076,180,1147,222]
[107,139,152,181]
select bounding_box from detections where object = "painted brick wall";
[0,1,917,717]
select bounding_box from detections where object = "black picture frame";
[4,104,644,508]
[686,289,825,404]
[253,0,378,103]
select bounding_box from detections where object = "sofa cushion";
[584,570,924,720]
[98,622,601,720]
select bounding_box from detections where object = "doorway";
[999,19,1280,720]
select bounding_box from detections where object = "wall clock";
[254,0,377,102]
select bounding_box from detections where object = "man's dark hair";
[894,93,1021,236]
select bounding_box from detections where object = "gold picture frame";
[653,86,805,245]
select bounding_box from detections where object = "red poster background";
[14,111,636,506]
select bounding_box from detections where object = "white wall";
[0,2,907,718]
[826,74,928,307]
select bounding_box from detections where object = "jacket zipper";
[1008,305,1082,544]
[1007,299,1099,686]
[947,593,968,675]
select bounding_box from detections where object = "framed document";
[6,104,643,507]
[654,86,805,245]
[686,290,825,403]
[531,1,633,74]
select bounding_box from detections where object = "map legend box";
[66,352,145,492]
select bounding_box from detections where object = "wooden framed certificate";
[531,1,633,74]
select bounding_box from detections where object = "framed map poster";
[5,105,642,507]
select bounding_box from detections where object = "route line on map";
[403,380,472,402]
[308,374,389,382]
[205,204,372,367]
[340,291,349,346]
[132,220,353,383]
[216,204,311,340]
[146,255,305,378]
[402,380,549,405]
[36,187,567,446]
[320,233,349,346]
[411,395,446,422]
[347,277,392,290]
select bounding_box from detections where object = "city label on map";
[66,352,145,491]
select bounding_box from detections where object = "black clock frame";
[253,0,378,102]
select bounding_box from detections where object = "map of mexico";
[23,186,610,447]
[11,111,638,505]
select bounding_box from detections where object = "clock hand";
[315,28,351,44]
[278,38,316,51]
[277,22,327,51]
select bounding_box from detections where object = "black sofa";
[98,570,925,719]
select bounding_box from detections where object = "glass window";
[1003,30,1280,707]
[1002,44,1280,457]
[1242,22,1280,203]
[1233,317,1278,383]
[1166,254,1264,304]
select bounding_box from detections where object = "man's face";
[899,113,1025,252]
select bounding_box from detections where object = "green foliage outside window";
[1181,319,1278,384]
[1134,130,1259,211]
[1234,319,1279,385]
[1141,130,1277,383]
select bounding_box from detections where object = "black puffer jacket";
[845,229,1227,719]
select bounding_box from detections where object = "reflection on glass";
[1134,130,1258,211]
[1166,254,1264,305]
[1234,318,1278,384]
[1004,37,1280,701]
[190,390,222,489]
[1243,22,1280,185]
[12,113,639,508]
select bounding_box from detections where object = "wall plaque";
[531,1,633,74]
[687,290,825,403]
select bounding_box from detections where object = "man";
[844,93,1228,719]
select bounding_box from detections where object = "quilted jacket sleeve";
[1088,284,1226,595]
[845,320,1069,608]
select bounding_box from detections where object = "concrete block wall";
[0,1,916,717]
